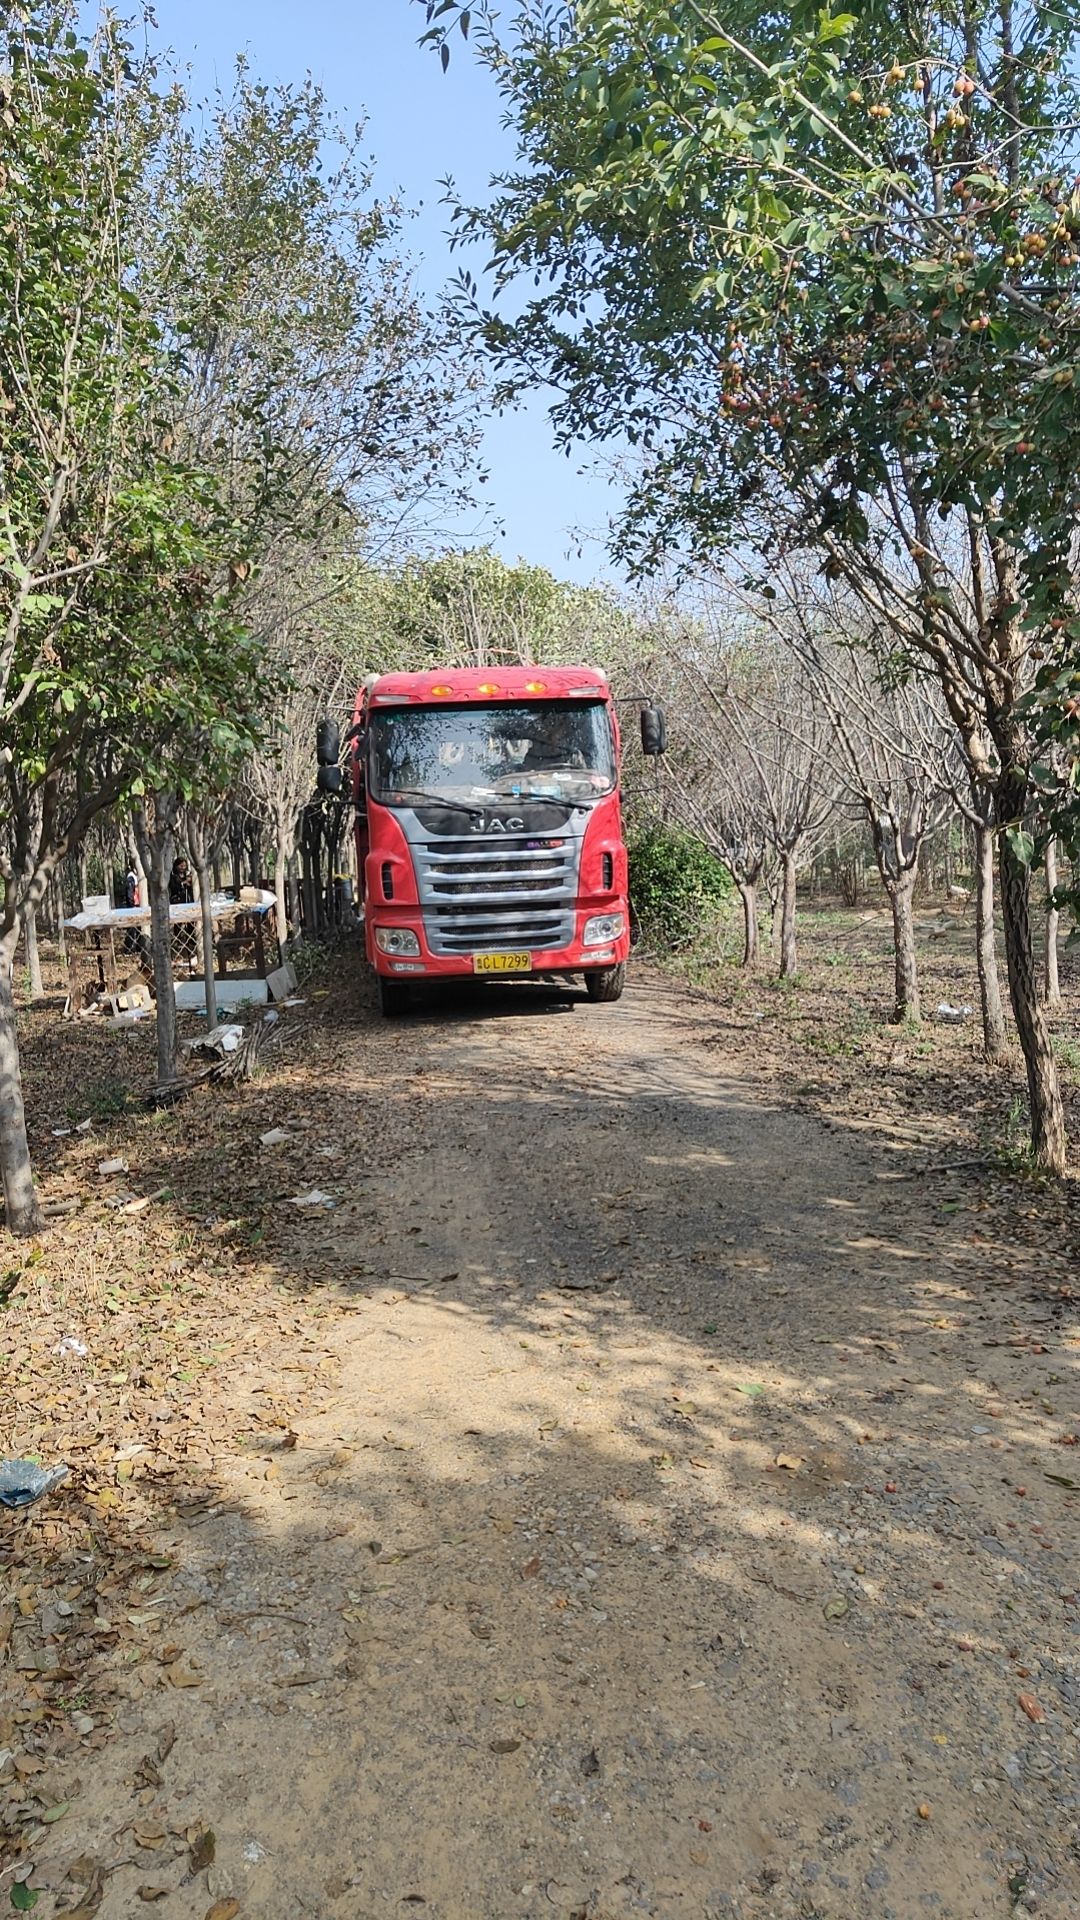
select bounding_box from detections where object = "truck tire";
[584,963,626,1003]
[377,976,412,1018]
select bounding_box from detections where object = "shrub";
[628,825,731,952]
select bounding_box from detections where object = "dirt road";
[15,971,1080,1919]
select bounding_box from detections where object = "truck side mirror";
[316,717,341,767]
[317,764,343,795]
[641,704,667,756]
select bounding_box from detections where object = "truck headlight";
[375,927,421,957]
[582,913,625,947]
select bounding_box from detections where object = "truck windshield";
[369,701,616,807]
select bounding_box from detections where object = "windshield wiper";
[380,787,491,819]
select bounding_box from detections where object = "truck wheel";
[377,976,412,1018]
[584,963,626,1003]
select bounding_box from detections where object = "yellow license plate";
[473,952,532,974]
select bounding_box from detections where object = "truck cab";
[319,665,663,1015]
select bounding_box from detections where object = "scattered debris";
[266,960,299,1003]
[189,1829,216,1874]
[108,984,153,1016]
[0,1458,69,1510]
[97,1156,129,1176]
[180,1012,282,1087]
[933,1002,973,1023]
[197,1023,245,1056]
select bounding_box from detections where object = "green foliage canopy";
[418,0,1080,856]
[358,545,637,670]
[0,6,269,938]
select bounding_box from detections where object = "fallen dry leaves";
[0,962,381,1900]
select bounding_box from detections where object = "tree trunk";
[192,857,218,1030]
[54,877,67,973]
[23,906,44,1001]
[77,846,89,909]
[738,881,758,968]
[325,809,346,926]
[998,806,1067,1173]
[779,852,798,977]
[134,799,180,1087]
[301,815,323,935]
[302,845,318,937]
[273,819,292,951]
[974,819,1008,1062]
[148,866,178,1081]
[274,854,289,951]
[1044,840,1062,1011]
[0,943,44,1236]
[287,852,301,933]
[886,872,920,1023]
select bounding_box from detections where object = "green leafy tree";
[419,0,1080,1170]
[364,545,636,669]
[628,823,730,951]
[244,542,358,949]
[138,64,484,564]
[0,7,268,1233]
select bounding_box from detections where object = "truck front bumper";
[366,909,630,980]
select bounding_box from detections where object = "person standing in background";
[169,856,194,904]
[121,857,143,958]
[169,855,197,967]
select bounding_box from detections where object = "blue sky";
[147,0,622,584]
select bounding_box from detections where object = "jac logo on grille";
[469,815,525,834]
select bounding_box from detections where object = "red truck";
[317,665,665,1015]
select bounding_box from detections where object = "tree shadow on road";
[10,962,1080,1920]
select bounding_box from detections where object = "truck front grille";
[417,834,578,955]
